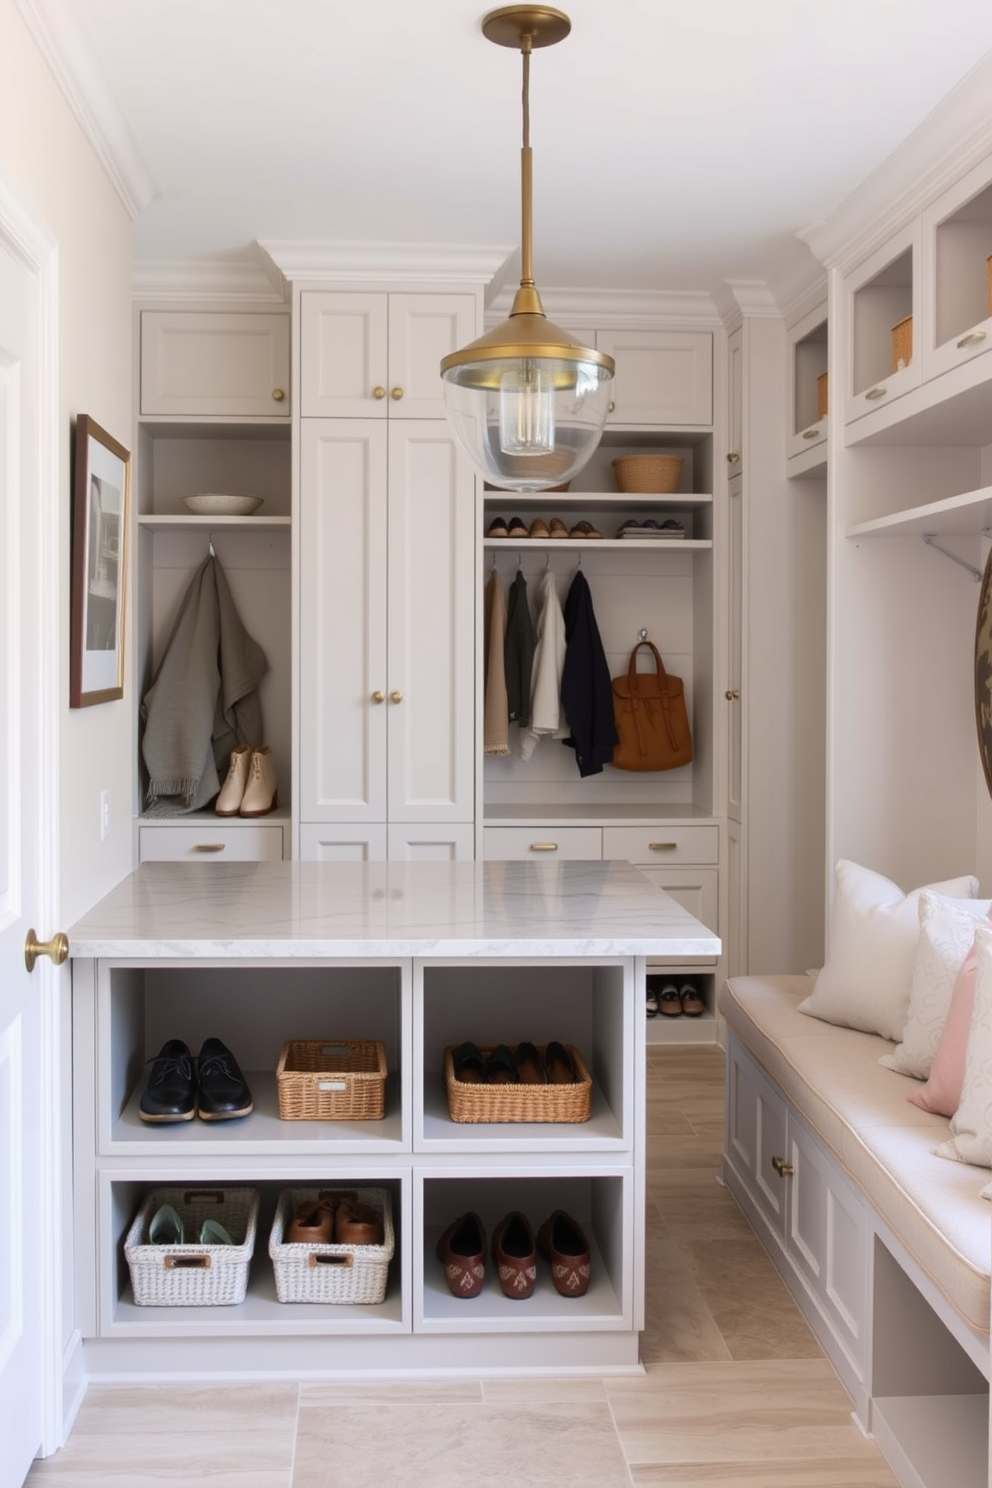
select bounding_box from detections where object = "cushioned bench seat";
[720,973,991,1337]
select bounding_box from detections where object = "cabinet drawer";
[138,822,284,862]
[603,825,718,865]
[140,311,291,418]
[483,827,603,860]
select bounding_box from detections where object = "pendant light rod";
[520,37,533,289]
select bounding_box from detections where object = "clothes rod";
[921,533,982,582]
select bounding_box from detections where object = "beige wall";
[0,0,134,925]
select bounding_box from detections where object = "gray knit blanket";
[140,553,267,815]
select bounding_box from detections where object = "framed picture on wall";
[69,414,130,707]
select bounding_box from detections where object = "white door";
[0,189,60,1484]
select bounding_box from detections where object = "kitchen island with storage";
[67,858,719,1379]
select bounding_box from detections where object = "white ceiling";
[22,0,992,301]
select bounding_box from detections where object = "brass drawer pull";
[194,843,226,853]
[649,842,677,851]
[802,428,820,440]
[529,843,558,852]
[771,1154,794,1177]
[865,385,887,401]
[957,330,987,348]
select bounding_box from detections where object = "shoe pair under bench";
[139,1038,253,1123]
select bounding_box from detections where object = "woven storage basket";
[816,372,829,420]
[444,1043,592,1123]
[276,1039,387,1120]
[269,1186,394,1303]
[124,1186,258,1307]
[612,455,683,494]
[891,315,913,371]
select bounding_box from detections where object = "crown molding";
[257,240,514,285]
[799,51,992,273]
[486,284,723,328]
[779,274,828,329]
[14,0,155,220]
[131,258,288,304]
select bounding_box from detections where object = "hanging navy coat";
[561,570,618,777]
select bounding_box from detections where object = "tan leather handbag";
[611,641,693,772]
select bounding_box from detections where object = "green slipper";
[199,1218,234,1245]
[148,1203,185,1245]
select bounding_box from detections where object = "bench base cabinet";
[72,952,646,1377]
[723,1033,990,1488]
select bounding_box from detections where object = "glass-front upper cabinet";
[921,154,992,383]
[844,221,920,424]
[787,302,828,470]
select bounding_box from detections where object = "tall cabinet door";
[386,422,475,823]
[299,420,388,821]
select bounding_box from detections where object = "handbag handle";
[628,641,669,690]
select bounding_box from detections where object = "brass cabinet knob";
[390,690,403,703]
[727,451,741,464]
[391,387,404,400]
[272,388,285,402]
[608,400,616,413]
[372,690,385,703]
[725,688,741,700]
[373,386,387,400]
[771,1154,794,1178]
[24,928,69,973]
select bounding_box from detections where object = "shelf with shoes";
[416,1172,631,1334]
[415,961,632,1152]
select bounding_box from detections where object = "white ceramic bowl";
[183,493,264,516]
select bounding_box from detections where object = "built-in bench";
[719,974,990,1488]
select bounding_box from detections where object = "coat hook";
[639,627,649,641]
[208,540,216,558]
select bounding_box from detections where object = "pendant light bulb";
[440,6,614,492]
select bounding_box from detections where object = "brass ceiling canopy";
[439,6,615,492]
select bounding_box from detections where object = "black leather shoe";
[139,1039,196,1123]
[196,1038,253,1120]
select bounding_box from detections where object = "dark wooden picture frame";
[70,414,130,707]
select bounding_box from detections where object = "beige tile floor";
[25,1045,899,1487]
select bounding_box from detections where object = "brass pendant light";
[440,6,615,492]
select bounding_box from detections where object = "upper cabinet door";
[300,292,389,418]
[387,294,477,419]
[140,311,290,418]
[843,221,920,425]
[921,155,992,385]
[596,328,713,426]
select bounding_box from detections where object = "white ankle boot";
[215,745,251,816]
[239,746,278,817]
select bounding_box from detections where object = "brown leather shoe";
[538,1210,591,1296]
[436,1212,486,1297]
[286,1199,336,1244]
[492,1211,537,1299]
[335,1199,384,1247]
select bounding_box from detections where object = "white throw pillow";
[880,893,991,1079]
[936,924,992,1171]
[797,860,980,1042]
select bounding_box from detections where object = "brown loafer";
[544,1040,577,1084]
[568,520,602,539]
[548,517,570,538]
[514,1041,545,1084]
[437,1212,486,1297]
[335,1199,384,1247]
[538,1210,591,1296]
[492,1211,537,1299]
[286,1199,336,1244]
[528,517,550,539]
[679,981,705,1016]
[506,516,529,539]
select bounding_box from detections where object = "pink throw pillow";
[908,932,980,1115]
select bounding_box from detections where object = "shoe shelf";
[416,1171,632,1335]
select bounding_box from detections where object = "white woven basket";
[124,1187,258,1307]
[269,1186,394,1304]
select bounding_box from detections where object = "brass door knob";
[24,928,69,973]
[372,690,385,703]
[391,387,404,400]
[390,691,403,703]
[771,1154,794,1178]
[272,388,285,402]
[373,386,387,400]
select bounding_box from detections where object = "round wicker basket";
[612,455,684,494]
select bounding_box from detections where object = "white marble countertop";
[66,859,721,960]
